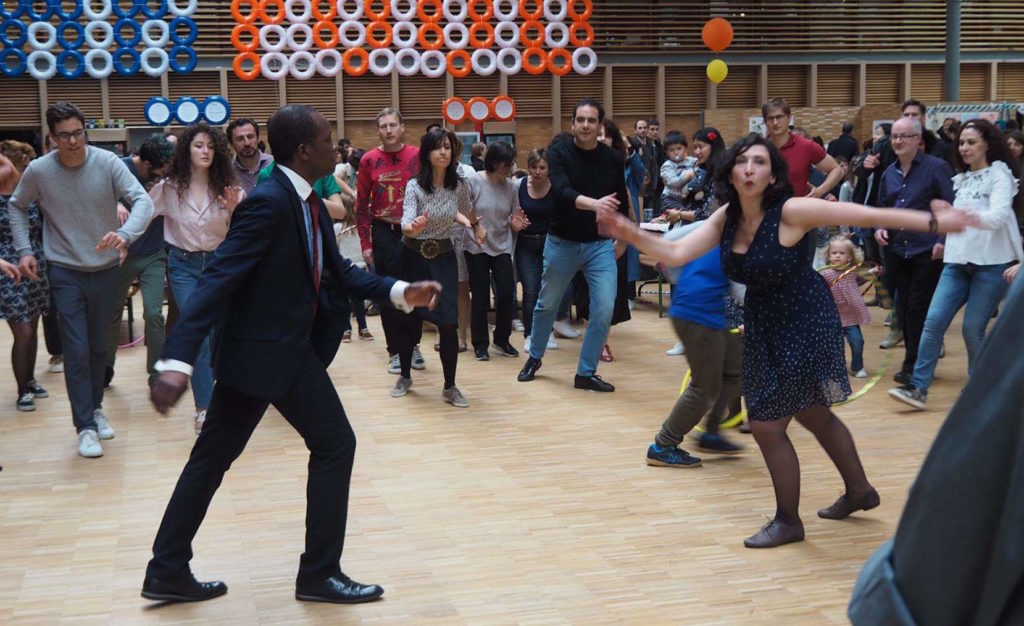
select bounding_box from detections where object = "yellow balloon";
[706,59,728,84]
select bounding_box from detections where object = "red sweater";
[355,144,420,251]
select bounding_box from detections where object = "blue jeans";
[167,246,216,409]
[911,262,1010,394]
[515,233,545,338]
[529,236,616,376]
[844,325,865,372]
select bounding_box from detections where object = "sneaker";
[552,319,580,339]
[574,374,615,392]
[16,392,35,412]
[854,369,868,378]
[411,345,426,370]
[512,319,524,332]
[524,335,532,353]
[442,386,469,407]
[391,376,412,398]
[475,347,490,361]
[546,333,558,350]
[93,408,115,440]
[517,357,541,382]
[27,379,48,398]
[366,303,380,316]
[387,354,401,375]
[883,312,893,327]
[492,342,519,357]
[342,330,352,343]
[938,343,945,359]
[627,299,636,311]
[104,366,114,389]
[888,385,927,410]
[78,430,103,458]
[359,328,374,340]
[893,370,911,385]
[666,342,685,356]
[879,330,903,349]
[194,410,206,435]
[48,355,64,373]
[646,443,702,468]
[696,433,743,455]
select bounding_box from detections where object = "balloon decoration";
[1,0,198,78]
[702,16,733,85]
[231,0,599,79]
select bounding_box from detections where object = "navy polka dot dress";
[721,199,850,422]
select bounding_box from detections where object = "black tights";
[398,317,458,389]
[750,405,873,524]
[8,316,39,394]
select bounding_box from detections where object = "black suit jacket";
[162,166,396,400]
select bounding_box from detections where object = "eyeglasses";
[891,133,920,142]
[54,129,86,142]
[765,114,788,123]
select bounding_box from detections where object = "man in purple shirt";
[874,117,955,382]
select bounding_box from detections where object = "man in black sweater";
[517,98,629,392]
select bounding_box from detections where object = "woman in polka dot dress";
[598,133,972,548]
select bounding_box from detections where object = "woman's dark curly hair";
[415,128,462,192]
[167,123,236,199]
[713,133,794,221]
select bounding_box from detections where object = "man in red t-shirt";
[355,108,422,373]
[762,98,842,198]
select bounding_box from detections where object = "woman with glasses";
[150,123,243,434]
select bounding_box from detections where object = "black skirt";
[389,243,459,326]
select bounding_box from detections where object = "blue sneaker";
[646,443,702,468]
[696,433,743,456]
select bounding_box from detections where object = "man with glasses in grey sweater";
[8,101,154,458]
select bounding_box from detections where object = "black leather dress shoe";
[296,574,384,604]
[141,575,227,603]
[517,357,542,382]
[893,370,911,385]
[574,374,615,392]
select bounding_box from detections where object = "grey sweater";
[7,147,154,271]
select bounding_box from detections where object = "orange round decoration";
[233,52,260,80]
[567,0,592,21]
[363,0,391,21]
[546,48,571,76]
[418,23,444,50]
[468,22,494,48]
[519,20,544,48]
[467,0,493,21]
[311,0,337,21]
[343,47,369,76]
[701,17,733,52]
[568,21,593,47]
[258,0,286,24]
[231,23,259,52]
[365,21,393,48]
[490,95,516,121]
[312,21,339,48]
[417,0,442,22]
[521,46,546,75]
[442,97,468,125]
[518,0,543,21]
[231,0,259,23]
[446,49,472,78]
[467,97,492,122]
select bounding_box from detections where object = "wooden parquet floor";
[0,294,968,625]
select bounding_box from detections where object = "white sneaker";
[552,320,580,338]
[546,333,558,350]
[387,354,401,375]
[48,355,64,373]
[78,430,103,458]
[391,376,412,398]
[512,319,524,332]
[854,369,868,378]
[666,342,685,356]
[524,335,532,353]
[194,409,207,435]
[93,409,115,440]
[411,345,426,370]
[628,299,635,310]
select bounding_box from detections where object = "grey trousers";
[49,264,121,433]
[655,318,743,447]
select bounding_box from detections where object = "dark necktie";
[307,191,320,294]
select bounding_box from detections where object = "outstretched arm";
[598,206,726,267]
[781,197,971,239]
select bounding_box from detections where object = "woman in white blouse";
[889,119,1023,410]
[149,123,243,433]
[392,128,485,407]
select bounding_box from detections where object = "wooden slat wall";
[996,63,1024,100]
[47,78,103,121]
[453,75,501,100]
[507,74,553,118]
[665,66,708,114]
[866,64,901,104]
[227,76,281,122]
[340,74,391,120]
[959,64,989,103]
[168,71,222,102]
[0,77,40,128]
[716,66,759,109]
[559,72,604,119]
[286,75,339,121]
[817,65,857,107]
[612,67,657,120]
[910,64,944,102]
[107,75,163,125]
[398,75,447,120]
[767,65,808,108]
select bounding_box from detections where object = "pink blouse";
[821,267,871,328]
[150,179,243,252]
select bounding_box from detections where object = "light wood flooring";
[0,293,968,625]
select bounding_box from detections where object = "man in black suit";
[141,105,441,605]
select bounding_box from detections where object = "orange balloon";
[702,17,733,52]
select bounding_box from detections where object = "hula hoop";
[231,0,258,23]
[493,0,517,20]
[84,48,114,78]
[417,22,443,50]
[311,0,337,20]
[56,50,86,79]
[468,21,493,48]
[113,19,142,48]
[542,0,566,21]
[493,21,519,48]
[491,95,516,120]
[567,0,591,21]
[470,48,496,75]
[394,47,420,76]
[168,0,198,16]
[259,24,287,52]
[466,0,492,21]
[442,22,468,49]
[389,0,416,20]
[232,23,260,52]
[336,0,363,20]
[83,0,113,21]
[28,22,57,51]
[169,16,197,45]
[446,48,470,78]
[54,1,85,20]
[286,22,314,51]
[679,368,747,432]
[571,46,597,75]
[365,21,393,49]
[568,21,593,47]
[233,51,261,79]
[173,96,201,125]
[0,48,26,77]
[441,0,465,22]
[139,0,169,19]
[442,96,467,124]
[416,0,441,22]
[363,0,390,21]
[259,0,286,24]
[27,50,57,80]
[342,47,368,76]
[260,50,289,79]
[419,48,446,77]
[517,0,541,21]
[168,45,197,73]
[285,0,312,22]
[312,20,339,48]
[141,19,170,48]
[368,47,395,76]
[544,20,569,48]
[140,47,169,77]
[57,22,86,49]
[314,47,342,76]
[466,96,491,122]
[546,47,571,75]
[0,0,26,18]
[495,47,521,75]
[288,49,317,79]
[392,21,417,48]
[24,0,55,20]
[338,21,365,47]
[112,47,141,74]
[144,96,173,125]
[1,18,27,48]
[519,20,544,48]
[520,46,546,75]
[111,0,142,19]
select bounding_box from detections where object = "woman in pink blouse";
[149,123,242,433]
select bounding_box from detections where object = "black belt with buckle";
[373,220,402,232]
[402,236,452,260]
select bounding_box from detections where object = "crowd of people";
[1,94,1022,604]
